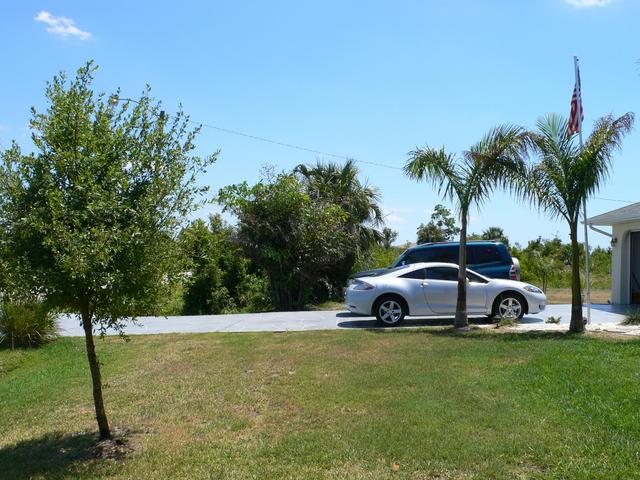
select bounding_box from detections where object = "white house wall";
[611,221,640,304]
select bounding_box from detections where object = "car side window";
[471,245,503,264]
[435,246,459,264]
[400,269,426,280]
[403,250,436,264]
[426,267,458,281]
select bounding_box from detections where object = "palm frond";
[463,124,530,209]
[404,147,462,201]
[577,112,634,199]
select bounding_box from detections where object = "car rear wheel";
[493,293,525,321]
[374,296,406,326]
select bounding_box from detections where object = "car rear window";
[400,269,426,280]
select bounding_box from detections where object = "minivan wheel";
[374,296,406,326]
[493,293,525,321]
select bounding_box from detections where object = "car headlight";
[353,281,375,291]
[523,285,543,294]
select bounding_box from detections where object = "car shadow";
[337,314,496,329]
[0,431,97,480]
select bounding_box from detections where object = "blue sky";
[2,0,639,248]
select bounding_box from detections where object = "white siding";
[611,221,640,304]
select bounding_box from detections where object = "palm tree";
[296,160,384,294]
[295,159,384,250]
[382,227,398,249]
[404,126,529,328]
[481,226,509,246]
[512,113,634,333]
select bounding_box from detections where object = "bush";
[545,316,562,324]
[238,273,272,312]
[496,317,519,328]
[622,312,640,326]
[0,300,56,348]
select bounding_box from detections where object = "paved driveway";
[57,304,630,337]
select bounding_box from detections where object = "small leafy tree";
[381,227,398,249]
[405,126,529,328]
[416,204,460,244]
[0,63,215,440]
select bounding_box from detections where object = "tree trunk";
[569,222,585,333]
[454,213,469,329]
[81,306,112,440]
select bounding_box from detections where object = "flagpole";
[574,55,591,325]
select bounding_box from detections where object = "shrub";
[239,273,272,312]
[0,300,56,348]
[545,316,562,324]
[496,317,519,328]
[622,312,640,326]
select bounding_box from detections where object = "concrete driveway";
[57,304,633,337]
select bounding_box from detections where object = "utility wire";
[187,118,638,204]
[593,196,636,204]
[190,120,403,171]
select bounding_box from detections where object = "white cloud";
[565,0,613,7]
[34,11,91,40]
[383,207,415,225]
[385,214,406,224]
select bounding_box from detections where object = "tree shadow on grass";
[0,431,98,480]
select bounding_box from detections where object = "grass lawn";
[2,329,640,479]
[545,288,610,305]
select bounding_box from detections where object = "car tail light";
[509,264,519,281]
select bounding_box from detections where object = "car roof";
[408,240,502,251]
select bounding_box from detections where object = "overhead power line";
[593,196,636,204]
[187,117,637,204]
[191,120,403,171]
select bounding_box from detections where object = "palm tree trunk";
[454,213,469,328]
[569,221,585,333]
[81,305,112,440]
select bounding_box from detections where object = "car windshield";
[390,251,408,268]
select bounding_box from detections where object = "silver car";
[345,262,546,326]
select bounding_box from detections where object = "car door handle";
[421,282,429,287]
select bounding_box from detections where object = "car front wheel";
[493,293,525,321]
[374,296,406,326]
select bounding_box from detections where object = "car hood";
[489,278,541,291]
[349,268,389,279]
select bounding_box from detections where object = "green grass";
[2,330,640,479]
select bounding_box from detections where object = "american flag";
[569,59,583,135]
